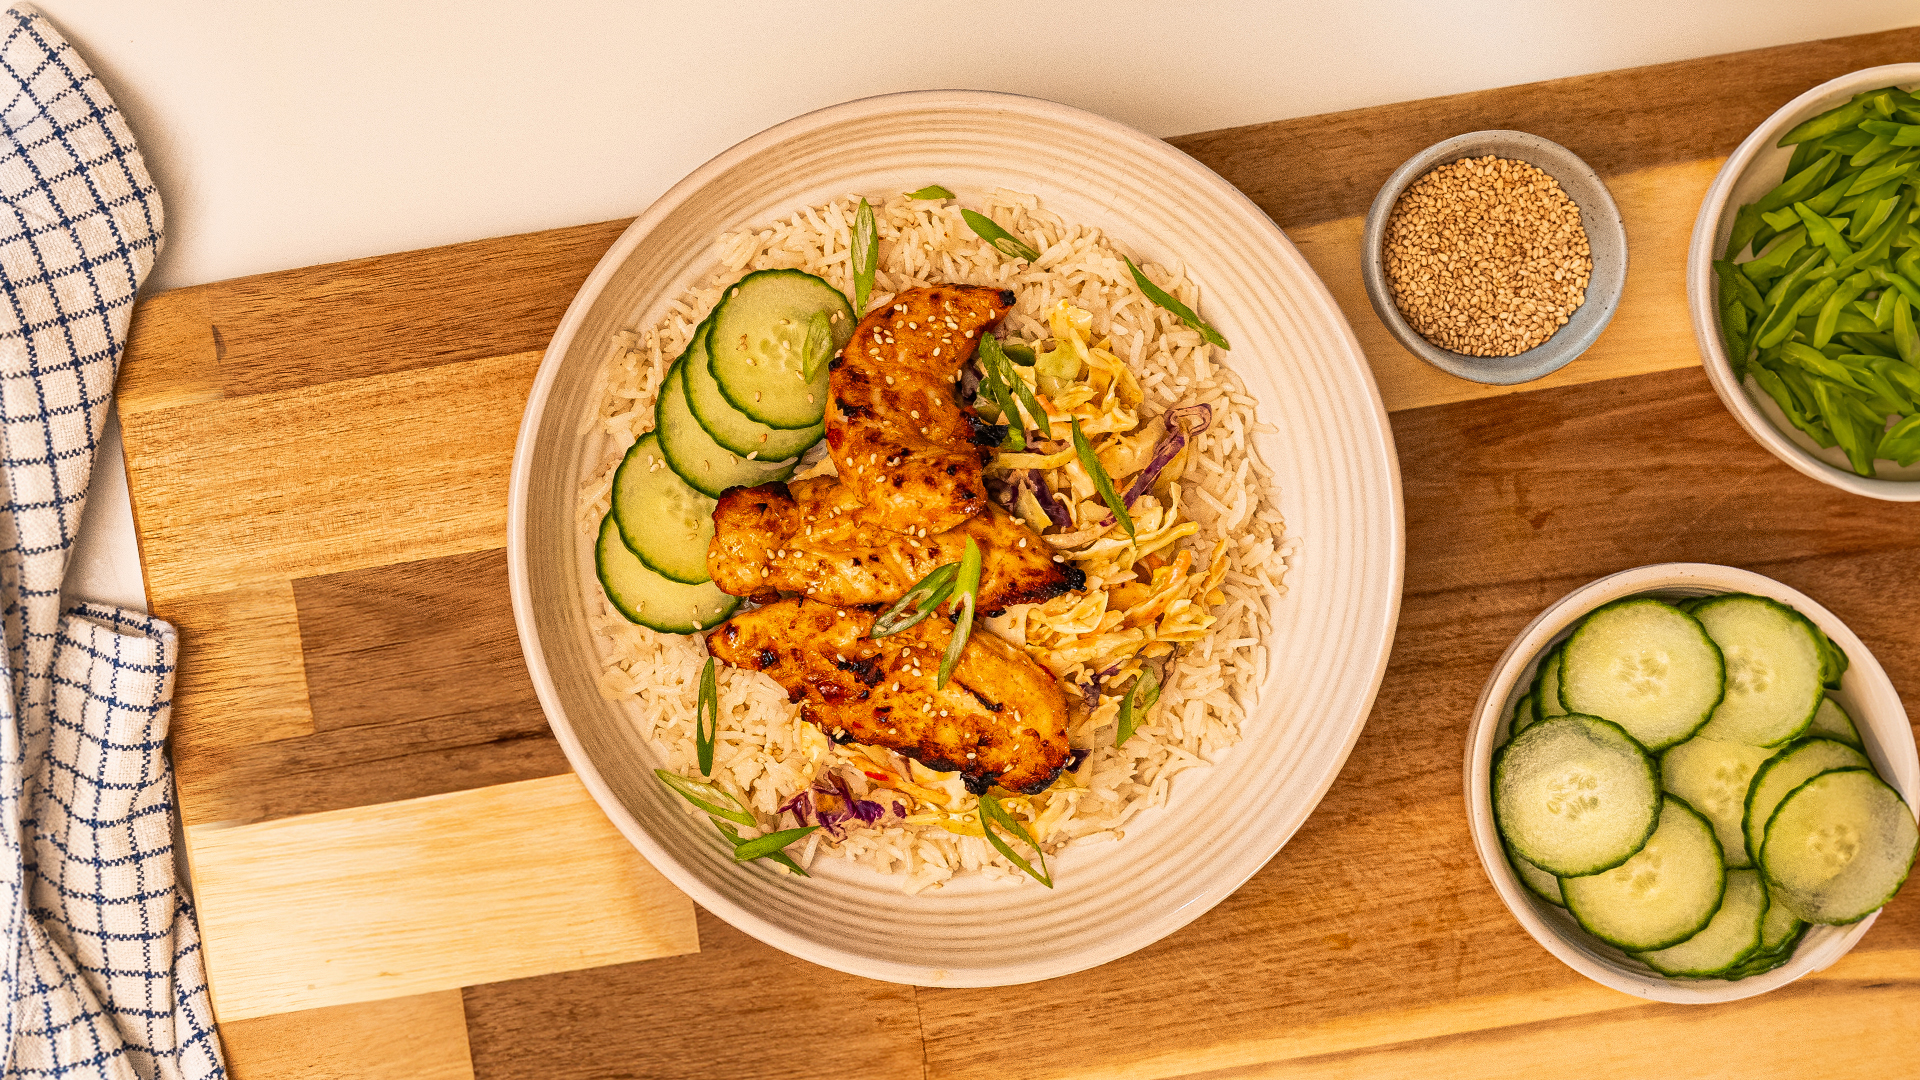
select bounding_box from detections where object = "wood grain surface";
[111,25,1920,1079]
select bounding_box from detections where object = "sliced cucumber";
[1743,737,1872,866]
[1561,795,1726,952]
[1536,642,1568,720]
[656,360,796,498]
[1560,599,1724,752]
[1691,595,1823,747]
[682,317,824,459]
[1507,844,1566,907]
[594,513,739,633]
[611,432,716,584]
[1511,684,1540,738]
[707,269,856,429]
[1493,715,1660,877]
[1633,868,1766,977]
[1761,767,1918,925]
[1815,626,1850,689]
[1756,879,1806,953]
[1807,695,1862,748]
[1660,736,1780,869]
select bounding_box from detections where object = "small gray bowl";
[1361,130,1628,385]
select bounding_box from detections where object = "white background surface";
[45,0,1917,612]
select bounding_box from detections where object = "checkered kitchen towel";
[0,6,223,1078]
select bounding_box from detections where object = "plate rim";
[507,88,1406,985]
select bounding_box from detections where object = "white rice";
[578,190,1294,892]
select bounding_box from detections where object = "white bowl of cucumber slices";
[1466,562,1918,1003]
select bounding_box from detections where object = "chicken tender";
[826,285,1014,535]
[707,477,1084,610]
[708,598,1071,795]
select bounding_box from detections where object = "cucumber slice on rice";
[1692,595,1824,747]
[656,360,796,498]
[1561,598,1724,752]
[682,317,825,460]
[1562,794,1726,952]
[706,268,856,429]
[1743,737,1871,868]
[1493,714,1660,877]
[594,512,739,634]
[610,432,716,585]
[1760,767,1918,925]
[1634,867,1766,977]
[1660,736,1781,869]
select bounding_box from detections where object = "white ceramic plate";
[508,90,1404,986]
[1687,64,1920,500]
[1464,563,1919,1003]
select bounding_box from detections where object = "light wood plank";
[188,774,699,1022]
[220,991,474,1080]
[117,287,223,417]
[121,350,538,604]
[1289,157,1717,414]
[161,582,313,764]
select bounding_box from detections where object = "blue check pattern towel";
[0,6,223,1077]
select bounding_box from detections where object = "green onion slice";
[1114,666,1163,749]
[852,197,878,314]
[801,309,834,382]
[935,538,982,689]
[728,824,820,864]
[1002,341,1037,366]
[872,562,959,638]
[1072,419,1134,539]
[962,209,1041,261]
[1124,255,1231,350]
[655,768,756,827]
[695,656,719,775]
[980,333,1050,437]
[716,821,812,876]
[906,185,954,200]
[977,349,1025,450]
[977,795,1053,888]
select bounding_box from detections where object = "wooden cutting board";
[117,26,1920,1080]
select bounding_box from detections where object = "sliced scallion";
[694,657,720,774]
[729,824,820,863]
[872,562,959,638]
[1072,419,1133,539]
[1114,666,1162,749]
[655,768,756,827]
[717,820,812,876]
[1124,255,1231,350]
[980,333,1049,437]
[962,209,1041,261]
[977,794,1053,888]
[801,309,834,382]
[906,184,954,200]
[935,538,981,689]
[852,197,878,314]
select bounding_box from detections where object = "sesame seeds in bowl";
[1362,130,1628,385]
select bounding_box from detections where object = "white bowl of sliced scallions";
[1465,563,1918,1003]
[1689,64,1920,499]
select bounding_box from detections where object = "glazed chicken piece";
[826,285,1015,535]
[708,598,1071,795]
[707,477,1084,610]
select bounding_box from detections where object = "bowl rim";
[1685,63,1920,502]
[1462,562,1919,1004]
[1361,128,1627,385]
[506,87,1406,986]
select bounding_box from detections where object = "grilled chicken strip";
[708,598,1071,795]
[707,477,1084,610]
[826,285,1015,535]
